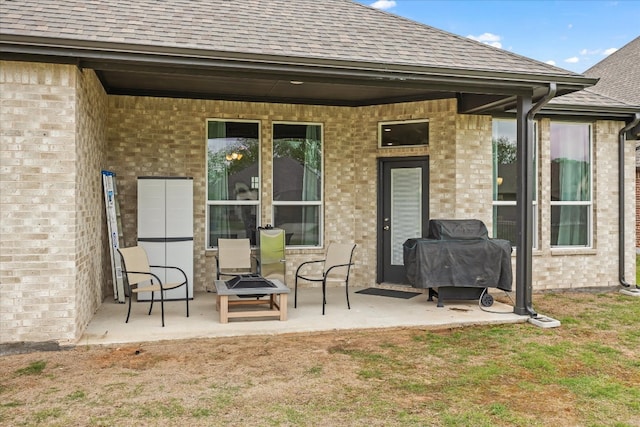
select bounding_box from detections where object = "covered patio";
[8,0,629,349]
[81,286,525,346]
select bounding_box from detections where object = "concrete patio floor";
[80,286,527,346]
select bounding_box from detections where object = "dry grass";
[1,291,639,427]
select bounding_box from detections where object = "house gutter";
[515,83,557,317]
[618,112,640,289]
[0,35,598,92]
[527,83,557,124]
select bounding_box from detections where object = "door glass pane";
[391,168,422,265]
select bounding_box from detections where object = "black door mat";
[355,288,421,299]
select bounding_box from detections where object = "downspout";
[619,112,640,288]
[515,83,557,317]
[527,83,557,127]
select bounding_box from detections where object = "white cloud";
[370,0,396,9]
[580,48,601,56]
[568,23,573,29]
[604,47,618,55]
[565,56,580,64]
[545,60,557,66]
[466,32,503,49]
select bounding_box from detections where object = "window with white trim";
[492,119,538,247]
[272,122,323,247]
[550,122,592,247]
[206,119,260,248]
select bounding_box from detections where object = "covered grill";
[403,219,512,307]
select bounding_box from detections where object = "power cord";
[478,288,516,314]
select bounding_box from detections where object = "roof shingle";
[550,87,637,108]
[0,0,580,77]
[583,36,640,106]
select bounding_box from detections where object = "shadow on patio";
[80,286,527,346]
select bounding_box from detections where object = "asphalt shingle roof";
[549,87,637,109]
[584,36,640,106]
[550,36,640,111]
[0,0,580,77]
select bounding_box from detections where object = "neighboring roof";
[0,0,579,77]
[584,36,640,106]
[547,36,640,125]
[547,87,639,115]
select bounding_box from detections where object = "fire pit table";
[214,275,290,323]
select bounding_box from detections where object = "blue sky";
[355,0,640,73]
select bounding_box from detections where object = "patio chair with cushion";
[117,246,189,327]
[294,242,356,315]
[257,227,286,284]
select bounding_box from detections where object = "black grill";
[403,219,512,307]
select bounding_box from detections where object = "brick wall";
[2,58,636,343]
[74,68,108,335]
[107,97,360,289]
[0,62,108,343]
[355,100,458,282]
[106,97,463,290]
[106,96,634,294]
[637,168,640,248]
[454,114,493,224]
[1,62,75,342]
[533,119,633,289]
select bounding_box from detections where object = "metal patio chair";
[117,246,189,327]
[294,242,356,315]
[215,238,258,280]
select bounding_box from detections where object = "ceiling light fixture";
[225,152,243,161]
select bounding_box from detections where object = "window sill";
[550,248,597,256]
[508,248,543,256]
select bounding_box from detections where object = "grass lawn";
[1,291,639,427]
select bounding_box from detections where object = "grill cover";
[403,219,512,291]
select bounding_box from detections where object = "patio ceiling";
[93,67,584,111]
[0,41,595,112]
[82,48,595,110]
[96,67,456,106]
